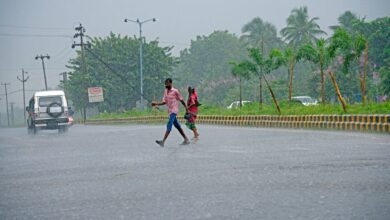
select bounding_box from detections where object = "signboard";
[88,87,104,103]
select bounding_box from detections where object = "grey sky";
[0,0,389,108]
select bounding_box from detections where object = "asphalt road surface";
[1,125,390,220]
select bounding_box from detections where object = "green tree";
[330,11,362,34]
[299,39,329,103]
[241,17,283,52]
[241,17,284,108]
[284,48,300,101]
[281,6,326,48]
[328,28,367,104]
[241,48,285,114]
[379,58,390,96]
[230,62,251,108]
[354,17,390,68]
[174,31,246,106]
[66,33,175,113]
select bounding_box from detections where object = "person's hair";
[188,86,195,94]
[165,78,172,83]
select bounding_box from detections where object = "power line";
[0,89,22,96]
[0,89,44,96]
[0,24,73,30]
[0,67,69,73]
[0,33,72,38]
[159,41,190,46]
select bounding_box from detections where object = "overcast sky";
[0,0,389,108]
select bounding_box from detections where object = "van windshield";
[39,96,62,107]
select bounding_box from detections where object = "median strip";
[86,114,390,134]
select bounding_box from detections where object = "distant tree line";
[64,7,390,113]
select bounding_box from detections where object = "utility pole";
[17,69,29,123]
[10,102,15,126]
[1,83,10,126]
[35,54,50,90]
[72,24,91,123]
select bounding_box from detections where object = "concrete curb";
[86,114,390,134]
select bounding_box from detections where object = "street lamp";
[124,17,157,109]
[35,54,50,90]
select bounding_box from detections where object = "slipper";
[155,140,164,147]
[180,140,190,145]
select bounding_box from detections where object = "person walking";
[152,78,190,147]
[185,86,200,140]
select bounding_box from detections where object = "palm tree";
[242,48,285,114]
[329,28,367,105]
[299,39,328,103]
[284,48,299,101]
[241,17,282,53]
[230,62,251,108]
[330,11,362,34]
[281,6,327,48]
[241,17,283,109]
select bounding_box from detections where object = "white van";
[26,90,73,134]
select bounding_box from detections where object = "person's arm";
[151,101,166,106]
[180,100,188,113]
[187,98,196,109]
[176,90,188,112]
[152,90,167,106]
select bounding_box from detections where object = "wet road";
[1,125,390,219]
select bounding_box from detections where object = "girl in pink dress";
[185,86,200,140]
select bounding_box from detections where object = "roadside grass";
[91,102,390,120]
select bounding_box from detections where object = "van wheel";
[58,126,68,133]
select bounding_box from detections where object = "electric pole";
[1,83,10,126]
[10,102,15,126]
[17,69,29,123]
[72,24,91,122]
[35,54,50,90]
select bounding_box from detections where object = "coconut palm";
[241,17,283,109]
[241,17,282,53]
[298,39,329,103]
[241,48,285,114]
[281,6,327,47]
[330,11,362,34]
[329,28,367,105]
[284,48,299,101]
[230,62,251,108]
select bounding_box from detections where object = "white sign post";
[88,87,104,103]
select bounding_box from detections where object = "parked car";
[291,96,318,106]
[227,101,252,109]
[26,90,73,134]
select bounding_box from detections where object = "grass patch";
[91,102,390,120]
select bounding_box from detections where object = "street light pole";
[35,54,50,90]
[124,17,157,109]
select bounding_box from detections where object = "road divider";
[86,114,390,134]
